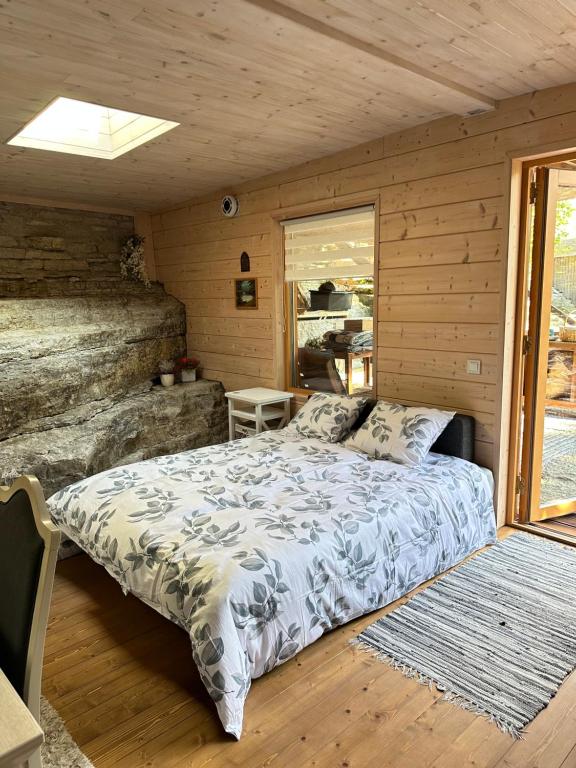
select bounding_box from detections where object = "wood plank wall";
[151,81,576,482]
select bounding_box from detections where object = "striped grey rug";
[354,533,576,737]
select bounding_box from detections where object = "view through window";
[282,206,375,395]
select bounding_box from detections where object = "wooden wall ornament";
[240,251,250,272]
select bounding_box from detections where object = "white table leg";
[228,399,235,440]
[255,403,263,433]
[281,398,291,427]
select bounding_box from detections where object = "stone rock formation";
[0,379,228,498]
[0,202,228,501]
[0,289,228,497]
[0,202,134,297]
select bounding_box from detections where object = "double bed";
[47,412,496,738]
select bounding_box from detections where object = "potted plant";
[304,335,325,349]
[120,234,151,287]
[158,359,175,387]
[309,281,353,311]
[177,356,200,383]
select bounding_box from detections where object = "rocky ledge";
[0,291,228,498]
[0,380,228,498]
[1,291,187,438]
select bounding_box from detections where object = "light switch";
[467,359,482,375]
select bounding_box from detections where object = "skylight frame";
[7,96,180,160]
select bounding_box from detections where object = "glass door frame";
[510,160,576,524]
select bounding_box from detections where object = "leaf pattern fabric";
[345,401,455,466]
[47,428,495,738]
[286,392,368,442]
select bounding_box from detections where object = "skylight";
[7,97,179,159]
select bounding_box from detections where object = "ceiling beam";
[242,0,496,114]
[0,193,136,216]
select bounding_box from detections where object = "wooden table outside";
[332,348,373,394]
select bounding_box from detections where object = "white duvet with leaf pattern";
[47,429,496,738]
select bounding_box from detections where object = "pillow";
[287,392,368,443]
[344,401,454,466]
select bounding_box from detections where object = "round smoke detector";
[221,194,239,218]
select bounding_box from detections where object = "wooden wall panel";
[378,164,505,213]
[377,293,500,323]
[200,370,277,392]
[155,235,270,265]
[379,198,502,241]
[180,297,273,319]
[376,348,498,384]
[156,256,272,282]
[154,213,271,249]
[377,322,500,354]
[190,352,274,379]
[152,81,576,489]
[380,230,502,269]
[187,334,273,359]
[162,277,273,300]
[376,373,496,413]
[185,317,273,339]
[379,263,499,295]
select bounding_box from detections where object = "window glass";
[282,207,375,394]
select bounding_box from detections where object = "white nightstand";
[225,387,294,440]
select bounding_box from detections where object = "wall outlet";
[466,359,482,375]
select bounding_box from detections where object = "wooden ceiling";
[1,0,576,212]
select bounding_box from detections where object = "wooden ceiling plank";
[500,0,576,39]
[127,2,478,119]
[125,4,487,114]
[0,21,462,135]
[293,0,574,94]
[278,0,530,97]
[1,0,576,209]
[241,0,496,113]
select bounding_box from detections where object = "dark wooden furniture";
[0,476,60,768]
[332,348,373,394]
[297,348,347,394]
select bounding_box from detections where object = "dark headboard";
[430,413,475,462]
[354,402,475,462]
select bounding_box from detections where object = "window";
[8,97,179,159]
[282,206,376,395]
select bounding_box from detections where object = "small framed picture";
[235,278,258,310]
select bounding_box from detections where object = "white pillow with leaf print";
[286,392,368,443]
[345,401,455,466]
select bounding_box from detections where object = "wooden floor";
[44,533,576,768]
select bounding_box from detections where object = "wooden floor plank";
[427,717,513,768]
[498,671,576,768]
[43,532,576,768]
[561,744,576,768]
[306,681,443,768]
